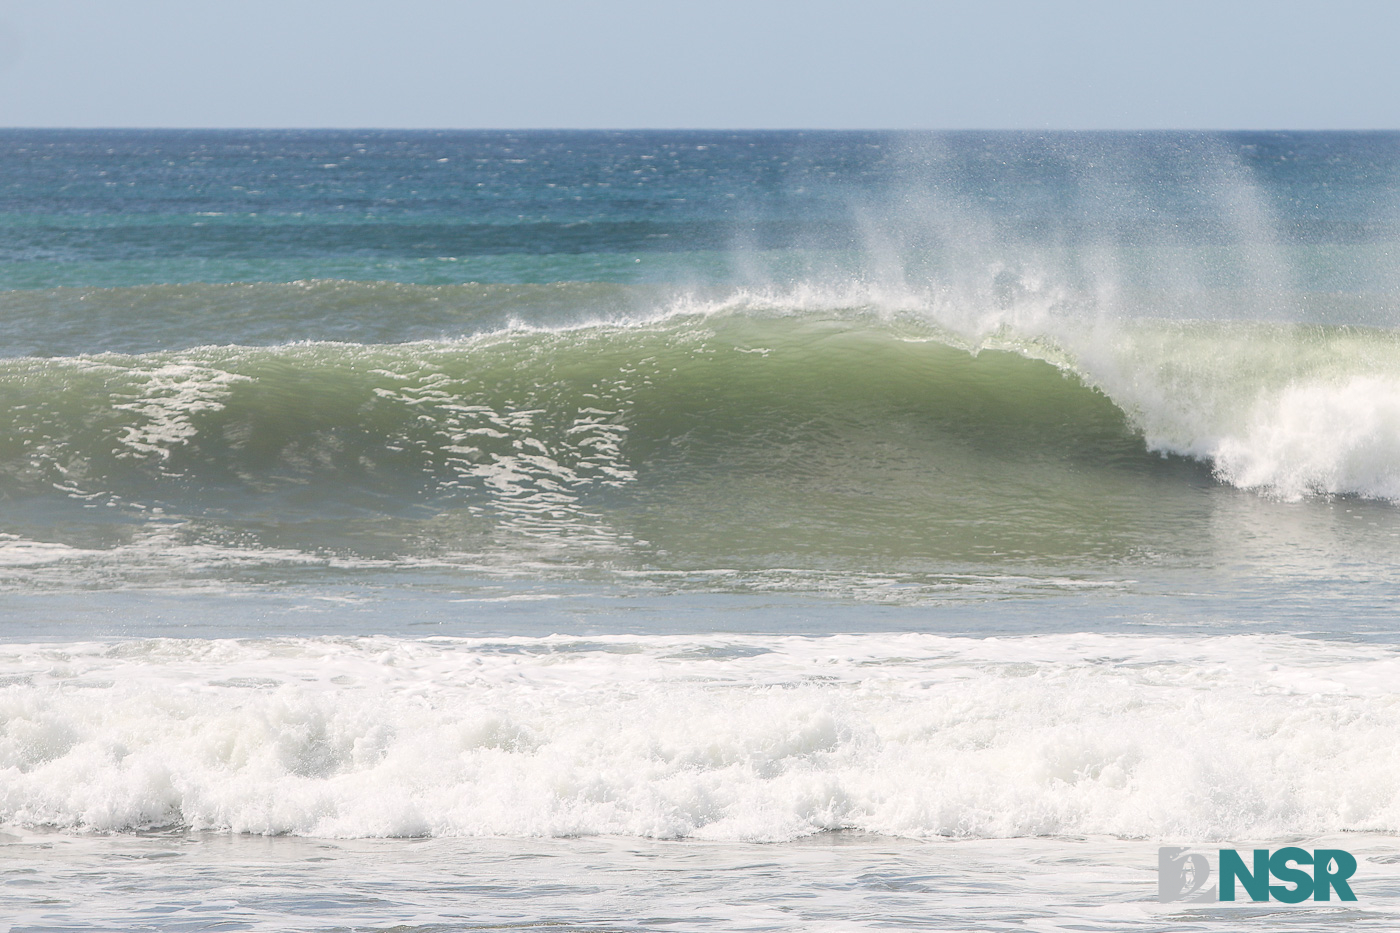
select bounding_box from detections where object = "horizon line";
[2,126,1396,134]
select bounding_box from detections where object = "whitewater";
[7,632,1400,841]
[4,129,1400,930]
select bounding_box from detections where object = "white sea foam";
[3,633,1399,841]
[0,534,98,567]
[1208,375,1400,500]
[107,360,252,464]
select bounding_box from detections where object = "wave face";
[5,284,1400,596]
[3,633,1399,840]
[4,130,1400,603]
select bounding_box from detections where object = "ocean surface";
[3,129,1400,930]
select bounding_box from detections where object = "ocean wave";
[6,292,1400,499]
[2,633,1399,840]
[2,287,1400,583]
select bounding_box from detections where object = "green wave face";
[6,285,1400,594]
[0,310,1217,571]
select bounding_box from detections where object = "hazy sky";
[1,0,1396,130]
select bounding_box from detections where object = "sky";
[0,0,1397,130]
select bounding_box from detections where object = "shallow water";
[7,831,1400,932]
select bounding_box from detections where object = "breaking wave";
[3,632,1399,841]
[3,282,1400,588]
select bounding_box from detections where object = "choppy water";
[3,130,1400,930]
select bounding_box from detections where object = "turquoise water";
[3,130,1400,930]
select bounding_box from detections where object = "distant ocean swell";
[2,633,1398,841]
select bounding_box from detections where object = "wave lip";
[2,633,1400,841]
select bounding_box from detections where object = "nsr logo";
[1158,847,1358,903]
